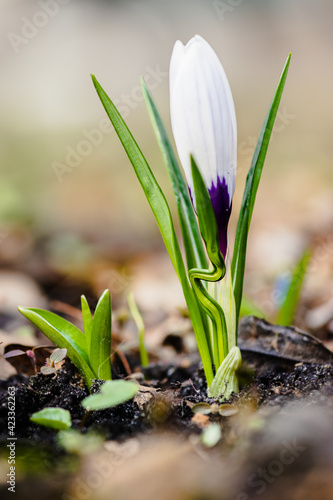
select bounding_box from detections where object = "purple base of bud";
[208,176,231,258]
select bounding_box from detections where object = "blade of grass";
[127,292,149,368]
[89,290,112,380]
[141,79,207,272]
[276,247,311,326]
[81,295,93,351]
[232,54,291,335]
[92,75,182,281]
[91,75,214,385]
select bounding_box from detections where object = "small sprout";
[127,292,149,367]
[200,423,222,448]
[192,402,238,417]
[41,348,67,375]
[18,289,112,390]
[50,348,67,364]
[40,366,57,375]
[30,407,72,430]
[81,380,138,411]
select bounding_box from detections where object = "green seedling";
[239,247,311,326]
[18,290,112,390]
[127,292,149,368]
[41,348,67,375]
[276,247,311,326]
[30,407,72,430]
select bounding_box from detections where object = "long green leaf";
[276,248,311,326]
[92,75,182,280]
[232,54,291,334]
[81,295,93,350]
[90,289,112,380]
[141,78,207,272]
[91,75,214,385]
[18,307,95,388]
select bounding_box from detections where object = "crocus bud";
[170,35,237,257]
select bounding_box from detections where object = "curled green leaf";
[189,156,228,367]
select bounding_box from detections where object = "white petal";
[170,35,237,205]
[169,40,186,97]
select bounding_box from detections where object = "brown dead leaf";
[239,316,333,374]
[133,385,157,410]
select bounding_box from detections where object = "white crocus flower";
[169,34,237,258]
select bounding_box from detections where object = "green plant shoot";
[127,292,149,368]
[18,289,112,390]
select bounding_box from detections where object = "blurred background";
[1,5,333,497]
[0,0,332,327]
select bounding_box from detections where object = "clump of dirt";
[1,337,333,500]
[255,362,333,406]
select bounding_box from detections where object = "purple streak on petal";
[208,177,231,258]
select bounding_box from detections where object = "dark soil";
[1,350,332,450]
[1,317,333,500]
